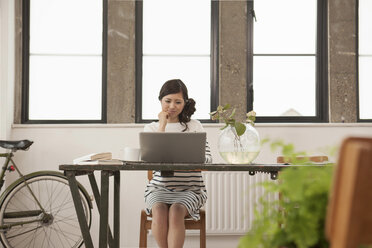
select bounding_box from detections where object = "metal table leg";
[113,171,120,248]
[88,173,115,247]
[66,171,94,248]
[99,171,110,248]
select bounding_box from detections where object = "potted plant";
[238,142,335,248]
[210,104,260,164]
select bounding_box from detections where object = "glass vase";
[218,124,260,164]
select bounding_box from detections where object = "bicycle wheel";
[0,174,92,248]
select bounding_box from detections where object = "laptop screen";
[139,132,206,163]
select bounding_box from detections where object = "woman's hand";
[158,111,168,132]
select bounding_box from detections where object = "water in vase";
[219,151,260,164]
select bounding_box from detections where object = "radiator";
[203,171,275,235]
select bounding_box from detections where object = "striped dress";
[144,119,212,220]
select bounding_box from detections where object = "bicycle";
[0,140,93,248]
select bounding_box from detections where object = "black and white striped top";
[143,120,212,219]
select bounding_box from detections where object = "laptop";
[139,132,206,163]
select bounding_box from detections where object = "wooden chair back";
[326,137,372,248]
[147,170,153,181]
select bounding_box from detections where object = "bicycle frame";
[0,151,93,233]
[0,152,46,230]
[0,152,12,191]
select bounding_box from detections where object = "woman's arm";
[157,111,168,132]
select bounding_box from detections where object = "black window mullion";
[101,0,108,123]
[135,0,144,123]
[247,0,254,112]
[21,0,30,123]
[209,0,219,123]
[316,0,329,122]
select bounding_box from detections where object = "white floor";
[146,234,241,248]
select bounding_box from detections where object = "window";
[22,0,107,123]
[136,0,218,122]
[247,0,328,122]
[358,0,372,121]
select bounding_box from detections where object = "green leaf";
[209,110,217,116]
[260,138,270,146]
[223,104,231,110]
[235,122,246,136]
[229,108,236,119]
[220,124,228,130]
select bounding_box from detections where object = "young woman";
[144,79,212,248]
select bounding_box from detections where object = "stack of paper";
[73,152,123,165]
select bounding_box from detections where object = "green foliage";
[209,104,256,136]
[239,140,334,248]
[239,166,333,248]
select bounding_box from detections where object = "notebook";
[139,132,206,163]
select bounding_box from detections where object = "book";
[74,159,123,165]
[73,152,112,164]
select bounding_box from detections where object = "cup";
[123,147,141,161]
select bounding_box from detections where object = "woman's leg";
[167,203,188,248]
[151,203,169,248]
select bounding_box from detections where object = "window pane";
[30,0,102,54]
[28,0,103,121]
[142,56,210,120]
[143,0,210,55]
[29,56,102,120]
[253,56,316,116]
[254,0,316,54]
[141,0,211,121]
[359,56,372,119]
[359,0,372,54]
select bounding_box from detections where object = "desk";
[59,162,297,248]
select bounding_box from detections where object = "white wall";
[9,123,372,248]
[0,0,15,141]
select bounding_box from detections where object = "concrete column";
[219,1,248,121]
[107,0,136,123]
[14,0,22,124]
[328,0,358,122]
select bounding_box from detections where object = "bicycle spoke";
[0,175,90,248]
[52,222,75,247]
[8,223,41,248]
[52,223,72,248]
[51,188,75,213]
[7,225,40,240]
[50,220,82,237]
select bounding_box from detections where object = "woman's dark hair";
[158,79,196,131]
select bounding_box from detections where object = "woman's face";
[160,92,185,120]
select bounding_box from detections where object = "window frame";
[21,0,108,124]
[135,0,219,123]
[356,0,372,122]
[246,0,328,123]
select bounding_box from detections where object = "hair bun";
[182,98,196,121]
[186,98,195,105]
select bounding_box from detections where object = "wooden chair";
[139,171,206,248]
[326,137,372,248]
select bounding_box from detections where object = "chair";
[326,137,372,248]
[139,171,206,248]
